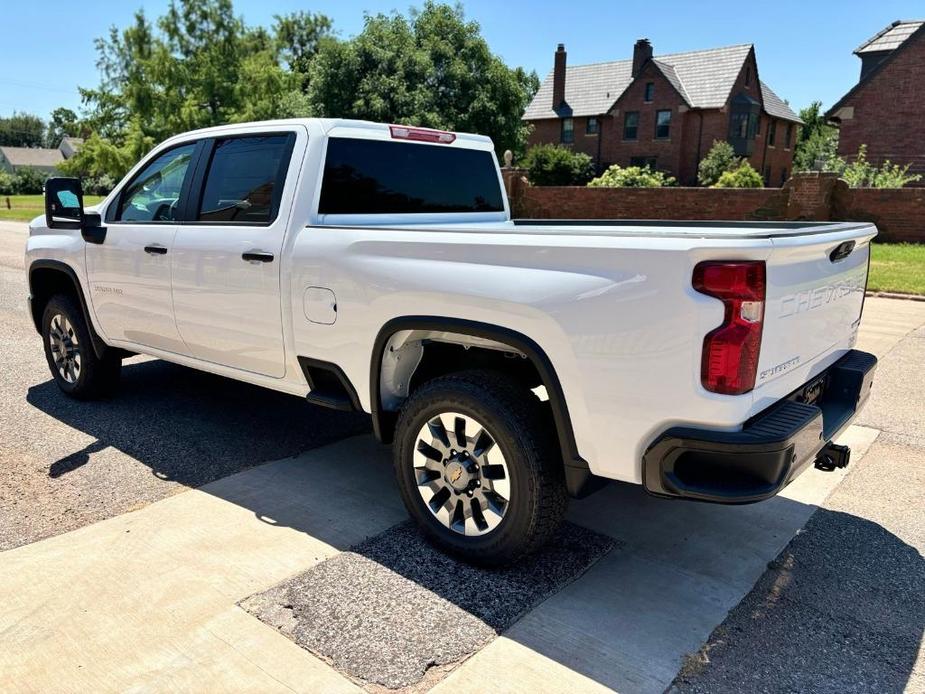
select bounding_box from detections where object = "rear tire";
[393,370,568,566]
[41,294,121,399]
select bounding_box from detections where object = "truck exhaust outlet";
[814,442,851,472]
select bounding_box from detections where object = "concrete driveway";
[1,218,923,692]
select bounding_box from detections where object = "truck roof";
[160,118,495,150]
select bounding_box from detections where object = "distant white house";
[0,137,83,175]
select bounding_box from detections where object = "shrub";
[698,140,740,187]
[11,168,49,194]
[521,144,595,186]
[82,174,116,196]
[0,168,50,195]
[712,161,764,188]
[0,170,15,195]
[588,164,676,188]
[833,145,922,188]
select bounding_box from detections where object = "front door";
[86,141,199,354]
[170,131,299,378]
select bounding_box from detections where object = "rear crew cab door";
[169,127,303,378]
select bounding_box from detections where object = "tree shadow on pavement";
[27,357,370,488]
[672,507,925,694]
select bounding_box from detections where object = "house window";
[586,117,599,135]
[561,118,574,144]
[655,110,671,139]
[644,82,655,102]
[768,120,777,146]
[630,156,657,169]
[786,123,794,149]
[764,165,771,186]
[745,66,752,86]
[728,93,760,156]
[780,168,788,186]
[732,112,749,139]
[623,111,639,140]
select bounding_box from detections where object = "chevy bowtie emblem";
[450,467,463,483]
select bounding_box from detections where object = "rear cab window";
[318,138,505,216]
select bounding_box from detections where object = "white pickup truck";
[28,118,877,565]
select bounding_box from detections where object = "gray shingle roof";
[0,146,64,168]
[759,81,802,123]
[523,43,800,124]
[651,59,691,104]
[524,44,753,120]
[855,20,923,54]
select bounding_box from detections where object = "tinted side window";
[198,135,293,224]
[117,143,197,223]
[318,138,504,215]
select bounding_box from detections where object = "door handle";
[144,244,168,255]
[242,250,274,263]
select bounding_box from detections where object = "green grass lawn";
[0,194,104,222]
[868,243,925,296]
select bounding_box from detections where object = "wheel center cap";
[444,461,470,491]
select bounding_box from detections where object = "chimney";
[552,43,567,109]
[632,38,653,77]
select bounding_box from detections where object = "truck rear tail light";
[693,261,766,395]
[389,125,456,144]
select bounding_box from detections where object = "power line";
[0,78,82,95]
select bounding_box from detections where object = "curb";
[866,291,925,302]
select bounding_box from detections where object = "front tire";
[393,370,568,566]
[41,294,121,399]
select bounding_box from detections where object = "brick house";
[523,40,802,186]
[826,20,925,184]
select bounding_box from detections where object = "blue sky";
[1,0,920,121]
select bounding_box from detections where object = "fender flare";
[28,259,109,360]
[369,316,601,497]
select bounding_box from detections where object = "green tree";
[712,161,764,188]
[0,112,46,147]
[793,101,839,172]
[306,2,539,155]
[589,164,676,188]
[45,107,83,147]
[74,0,332,177]
[697,140,740,187]
[273,11,334,87]
[521,144,595,186]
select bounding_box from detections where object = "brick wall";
[833,186,925,242]
[502,170,925,242]
[835,29,925,183]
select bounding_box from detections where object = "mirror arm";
[81,212,107,245]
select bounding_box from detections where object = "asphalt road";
[0,221,369,550]
[673,302,925,693]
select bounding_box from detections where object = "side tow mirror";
[45,177,84,230]
[44,177,107,244]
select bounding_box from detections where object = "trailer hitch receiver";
[815,442,851,472]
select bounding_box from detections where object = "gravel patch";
[243,521,616,690]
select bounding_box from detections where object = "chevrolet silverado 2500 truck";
[29,119,877,565]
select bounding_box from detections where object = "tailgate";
[754,223,876,399]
